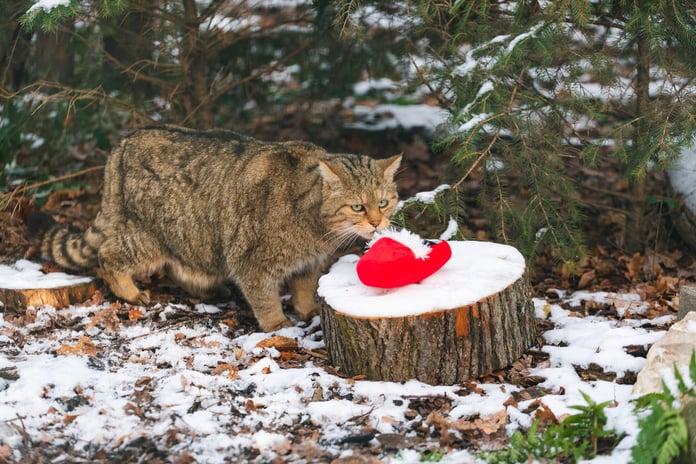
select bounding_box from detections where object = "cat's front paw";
[260,317,294,332]
[133,290,151,306]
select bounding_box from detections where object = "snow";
[0,260,93,289]
[318,241,526,317]
[345,104,448,134]
[668,140,696,213]
[0,258,674,462]
[26,0,70,13]
[395,183,450,213]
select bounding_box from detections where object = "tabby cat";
[28,125,401,331]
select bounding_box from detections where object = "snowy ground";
[0,258,674,463]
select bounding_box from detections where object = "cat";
[28,125,401,331]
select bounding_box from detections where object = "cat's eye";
[351,204,365,212]
[378,199,389,208]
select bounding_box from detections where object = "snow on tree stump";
[0,260,96,312]
[318,241,537,385]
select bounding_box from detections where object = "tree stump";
[318,241,537,385]
[0,260,96,312]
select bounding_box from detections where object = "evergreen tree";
[415,0,696,260]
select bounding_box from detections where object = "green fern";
[479,390,621,463]
[631,351,696,463]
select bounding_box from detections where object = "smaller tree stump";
[318,241,537,385]
[0,260,96,311]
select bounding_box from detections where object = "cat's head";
[318,154,401,240]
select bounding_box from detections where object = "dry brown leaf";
[127,308,145,321]
[577,269,596,289]
[43,189,85,211]
[124,402,145,418]
[82,290,105,307]
[233,346,245,360]
[222,317,239,327]
[63,414,79,424]
[211,363,239,379]
[113,434,131,448]
[57,336,98,356]
[656,275,679,294]
[134,376,153,388]
[255,335,298,352]
[624,252,643,281]
[452,409,507,435]
[86,306,120,333]
[189,338,221,349]
[534,402,558,424]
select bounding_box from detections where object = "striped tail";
[27,212,102,271]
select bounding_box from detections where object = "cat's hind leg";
[98,234,164,306]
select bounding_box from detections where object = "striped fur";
[27,125,401,331]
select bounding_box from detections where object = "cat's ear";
[317,160,343,186]
[379,154,402,180]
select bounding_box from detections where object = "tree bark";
[181,0,213,129]
[320,269,536,385]
[624,10,651,252]
[0,281,97,312]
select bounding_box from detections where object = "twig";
[1,165,105,217]
[11,165,105,196]
[408,53,450,110]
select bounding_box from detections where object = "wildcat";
[28,125,401,331]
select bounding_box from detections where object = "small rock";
[633,312,696,395]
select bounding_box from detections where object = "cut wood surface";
[318,241,537,385]
[0,282,98,311]
[0,260,96,311]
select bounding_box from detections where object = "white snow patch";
[26,0,70,13]
[0,260,93,290]
[318,241,526,317]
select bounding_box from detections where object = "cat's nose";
[369,219,381,228]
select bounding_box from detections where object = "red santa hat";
[356,228,452,288]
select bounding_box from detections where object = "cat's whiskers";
[323,227,361,252]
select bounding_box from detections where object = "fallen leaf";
[655,275,679,294]
[128,308,145,321]
[255,335,298,352]
[452,409,507,435]
[535,402,558,424]
[124,402,145,418]
[86,306,120,333]
[577,269,596,289]
[189,338,221,349]
[624,252,643,281]
[0,444,12,461]
[113,434,131,448]
[57,336,98,356]
[211,363,239,379]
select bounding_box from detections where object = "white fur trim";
[367,228,432,260]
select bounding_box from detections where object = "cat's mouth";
[358,225,384,240]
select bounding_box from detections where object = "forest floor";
[0,105,694,463]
